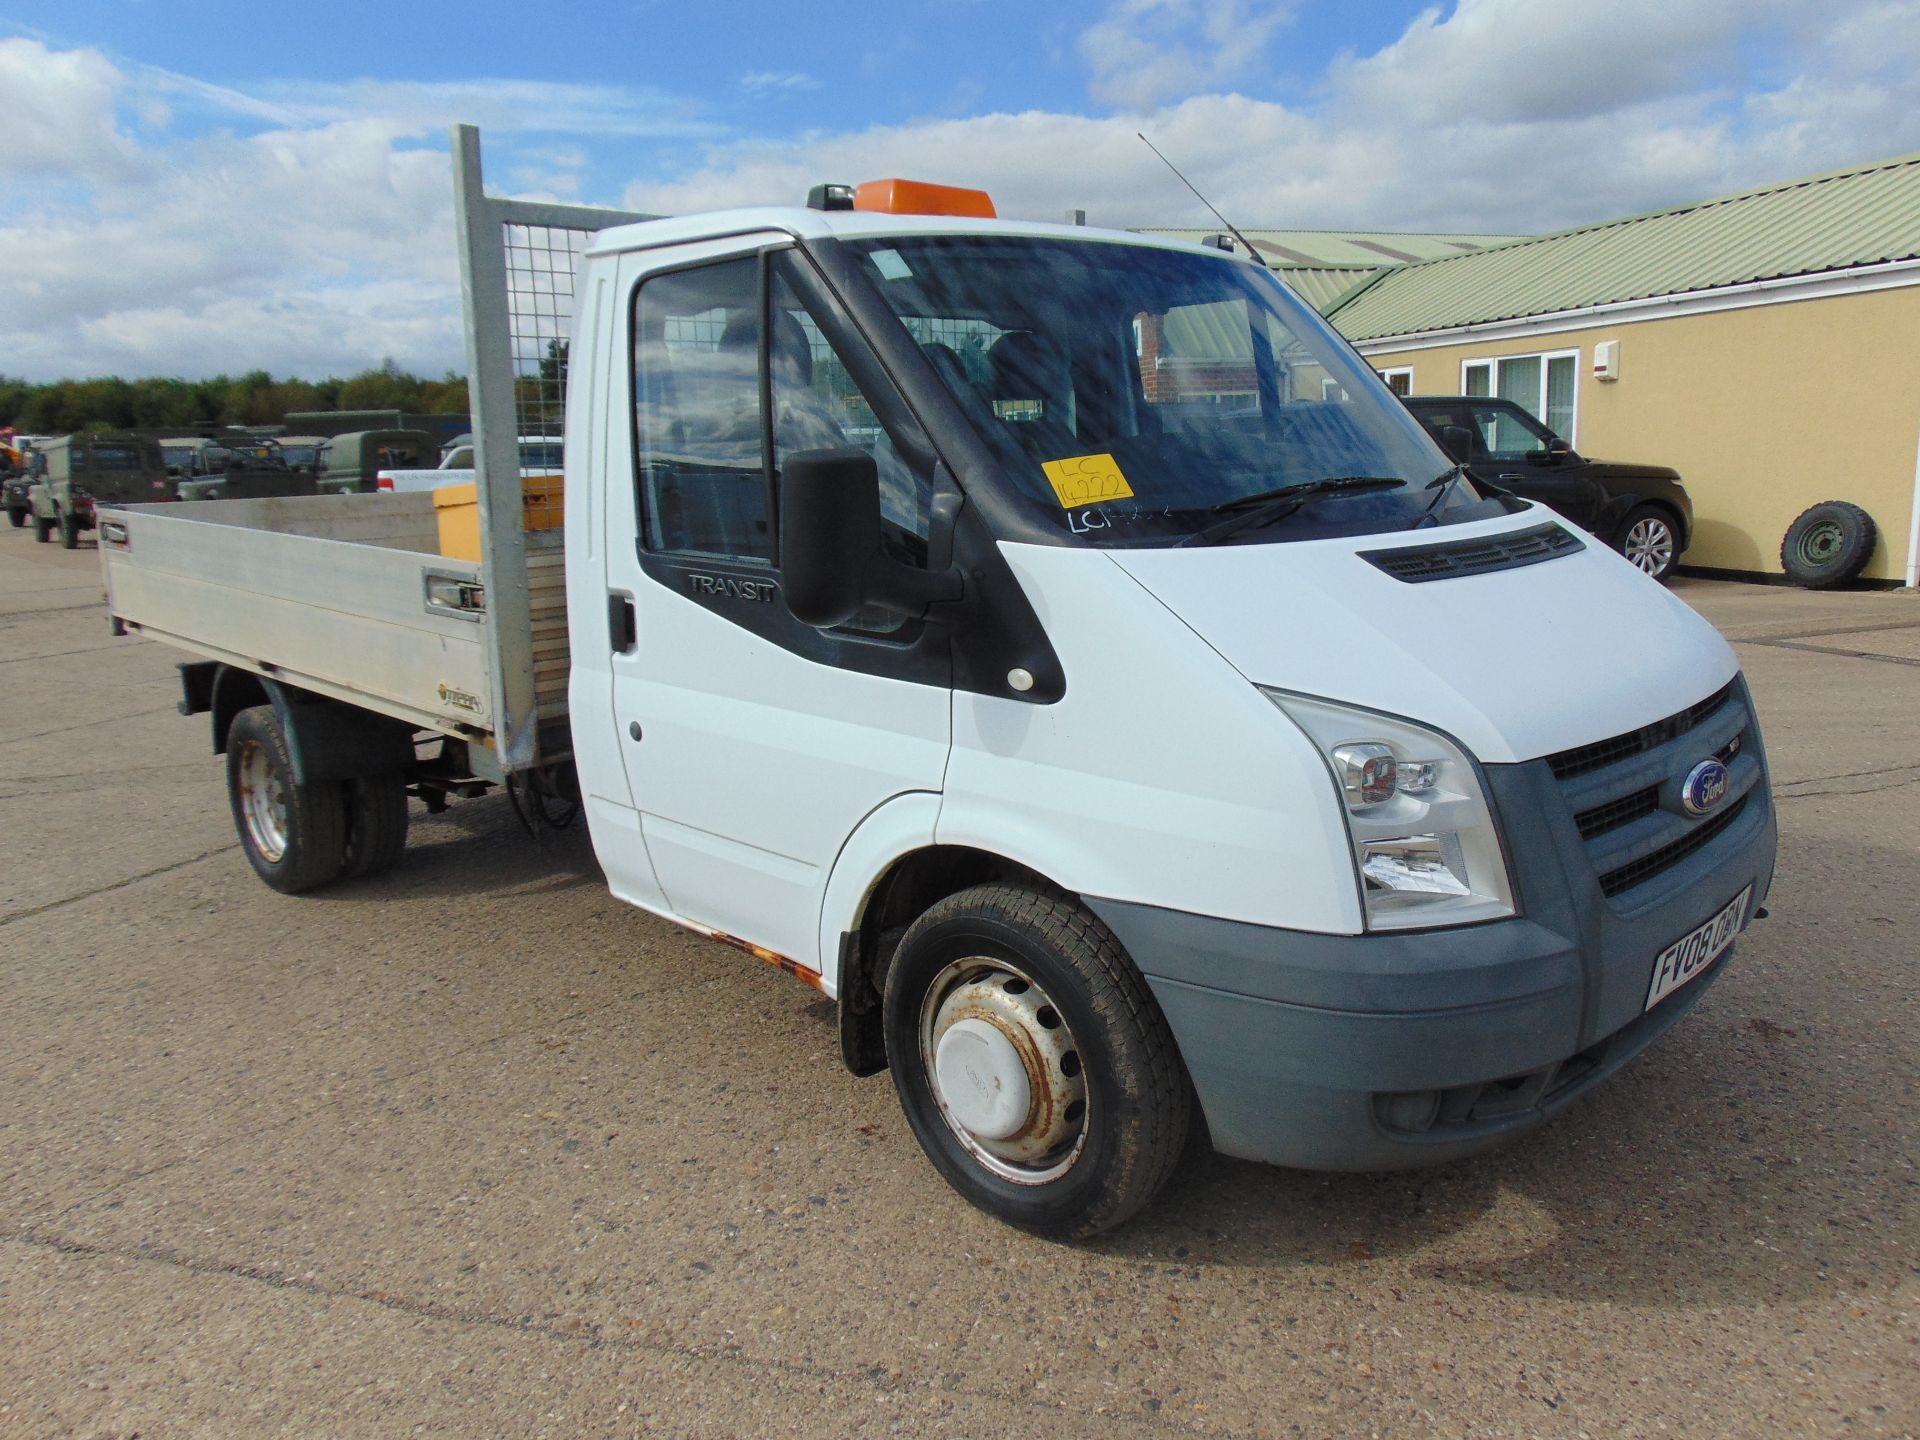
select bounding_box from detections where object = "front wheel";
[225,705,347,893]
[59,510,79,549]
[33,513,51,543]
[1614,505,1679,582]
[883,883,1191,1240]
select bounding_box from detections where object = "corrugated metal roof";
[1133,228,1522,267]
[1270,266,1382,311]
[1327,151,1920,342]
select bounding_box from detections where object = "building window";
[1462,350,1577,442]
[1379,366,1413,397]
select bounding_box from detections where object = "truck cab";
[561,191,1776,1232]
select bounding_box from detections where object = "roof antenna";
[1137,132,1269,268]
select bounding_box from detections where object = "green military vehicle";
[28,434,173,547]
[175,439,318,502]
[312,430,437,495]
[276,435,327,474]
[4,446,41,527]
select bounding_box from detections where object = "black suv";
[1403,396,1692,581]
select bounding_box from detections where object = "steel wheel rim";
[918,956,1088,1186]
[1624,517,1674,575]
[236,739,289,862]
[1795,520,1844,567]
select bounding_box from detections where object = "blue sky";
[2,0,1916,378]
[2,0,1465,214]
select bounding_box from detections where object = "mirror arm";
[865,558,964,619]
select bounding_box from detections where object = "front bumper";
[1090,679,1778,1171]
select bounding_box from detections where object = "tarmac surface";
[1,521,1915,1439]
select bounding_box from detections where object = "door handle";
[608,592,636,653]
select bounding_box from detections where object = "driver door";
[602,241,952,970]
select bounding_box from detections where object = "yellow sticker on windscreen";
[1041,453,1135,508]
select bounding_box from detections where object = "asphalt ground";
[1,520,1915,1439]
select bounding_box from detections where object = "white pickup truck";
[96,127,1777,1238]
[375,435,565,493]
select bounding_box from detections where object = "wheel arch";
[1618,496,1689,551]
[830,835,1066,1078]
[203,665,413,787]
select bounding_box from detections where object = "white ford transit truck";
[98,129,1776,1237]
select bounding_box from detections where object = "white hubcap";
[934,1018,1032,1140]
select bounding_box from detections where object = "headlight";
[1263,690,1515,931]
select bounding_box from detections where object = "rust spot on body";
[709,930,826,992]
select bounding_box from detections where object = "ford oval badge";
[1681,759,1731,817]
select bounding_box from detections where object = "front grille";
[1360,521,1584,583]
[1546,680,1758,902]
[1598,796,1748,897]
[1576,786,1659,839]
[1549,681,1736,780]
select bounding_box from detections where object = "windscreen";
[848,236,1504,544]
[83,443,150,471]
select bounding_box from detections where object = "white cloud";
[1327,0,1773,126]
[627,0,1920,236]
[5,4,1919,385]
[1079,0,1296,111]
[0,38,141,181]
[739,71,819,99]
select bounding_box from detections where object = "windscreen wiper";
[1180,476,1406,547]
[1410,462,1469,530]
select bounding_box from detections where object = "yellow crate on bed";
[433,473,565,560]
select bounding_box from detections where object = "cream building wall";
[1358,284,1920,584]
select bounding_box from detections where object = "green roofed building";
[1319,153,1920,586]
[1131,228,1522,313]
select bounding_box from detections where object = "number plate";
[1645,885,1751,1011]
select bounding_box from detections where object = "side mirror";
[1438,425,1475,466]
[1526,437,1571,466]
[780,447,879,628]
[779,447,962,630]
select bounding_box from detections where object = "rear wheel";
[225,705,347,893]
[33,513,51,543]
[1614,504,1679,582]
[59,510,79,549]
[882,883,1191,1240]
[6,507,23,528]
[339,773,409,879]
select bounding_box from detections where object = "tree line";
[0,362,470,436]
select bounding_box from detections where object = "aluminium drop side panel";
[99,500,493,736]
[449,123,650,773]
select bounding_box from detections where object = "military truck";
[28,434,173,547]
[311,430,438,495]
[3,443,39,527]
[176,439,318,502]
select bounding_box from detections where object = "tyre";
[339,772,409,880]
[33,513,51,543]
[6,507,23,528]
[59,510,79,549]
[225,704,347,893]
[1614,504,1680,582]
[1781,501,1876,589]
[882,882,1191,1240]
